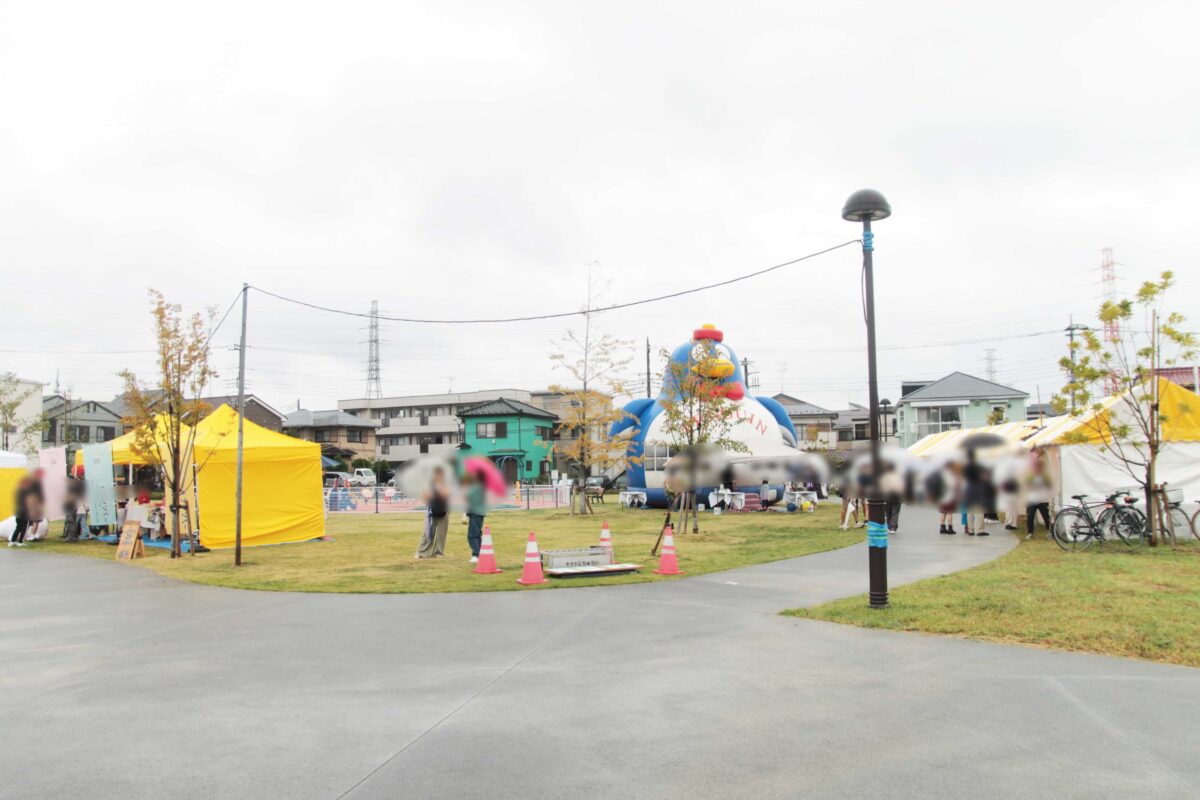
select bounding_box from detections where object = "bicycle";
[1052,492,1145,552]
[1160,485,1199,542]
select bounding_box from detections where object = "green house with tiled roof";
[459,398,558,483]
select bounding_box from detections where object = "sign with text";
[37,447,67,521]
[115,520,144,561]
[82,444,117,526]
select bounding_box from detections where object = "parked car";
[585,475,612,490]
[324,471,354,487]
[352,468,377,487]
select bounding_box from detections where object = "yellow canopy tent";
[1021,379,1200,503]
[72,417,193,469]
[1023,378,1200,447]
[907,419,1042,458]
[192,404,325,549]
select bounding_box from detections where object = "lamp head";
[841,189,891,222]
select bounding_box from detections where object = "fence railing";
[324,483,574,514]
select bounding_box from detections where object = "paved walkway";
[2,509,1197,799]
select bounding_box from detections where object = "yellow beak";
[698,358,735,379]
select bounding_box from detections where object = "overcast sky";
[3,0,1197,414]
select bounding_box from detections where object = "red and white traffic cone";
[653,524,684,575]
[473,526,502,574]
[599,521,614,564]
[516,531,546,585]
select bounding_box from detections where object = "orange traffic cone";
[473,526,502,574]
[653,524,684,575]
[599,521,614,563]
[516,531,546,585]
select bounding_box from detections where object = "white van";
[352,468,377,487]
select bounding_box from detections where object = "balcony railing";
[914,421,962,438]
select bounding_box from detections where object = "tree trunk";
[1145,461,1158,547]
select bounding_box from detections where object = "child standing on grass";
[415,467,450,559]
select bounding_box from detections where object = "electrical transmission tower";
[1099,247,1120,395]
[983,348,998,382]
[365,300,382,399]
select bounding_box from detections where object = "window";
[96,426,116,443]
[854,423,869,440]
[915,406,963,438]
[525,460,533,473]
[314,430,334,443]
[380,443,390,455]
[476,422,507,439]
[69,425,90,443]
[535,426,552,441]
[346,429,366,443]
[642,443,676,471]
[43,421,55,442]
[838,429,854,443]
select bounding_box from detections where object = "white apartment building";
[339,389,541,466]
[2,376,44,457]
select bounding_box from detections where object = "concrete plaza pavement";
[2,508,1197,799]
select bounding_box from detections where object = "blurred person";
[1024,448,1055,540]
[8,473,44,548]
[415,466,450,559]
[463,470,488,563]
[963,451,988,536]
[880,463,904,534]
[932,461,963,535]
[758,479,770,511]
[62,476,88,542]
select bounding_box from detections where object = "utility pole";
[235,283,248,567]
[645,338,651,398]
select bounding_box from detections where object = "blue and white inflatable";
[611,324,820,508]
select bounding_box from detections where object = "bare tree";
[119,290,219,558]
[548,267,637,514]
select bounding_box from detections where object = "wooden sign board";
[115,520,145,561]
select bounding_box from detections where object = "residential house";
[41,395,123,463]
[833,403,872,451]
[341,389,542,468]
[770,394,838,449]
[896,372,1028,447]
[2,376,43,456]
[282,409,380,464]
[108,392,285,432]
[1157,366,1199,393]
[459,398,558,483]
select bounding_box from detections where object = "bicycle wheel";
[1167,506,1192,542]
[1053,508,1094,552]
[1189,507,1200,542]
[1107,506,1145,546]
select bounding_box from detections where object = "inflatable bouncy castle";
[611,325,823,508]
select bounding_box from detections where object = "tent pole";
[235,283,248,567]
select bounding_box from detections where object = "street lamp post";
[842,189,891,609]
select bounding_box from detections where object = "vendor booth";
[1024,379,1200,504]
[0,450,28,520]
[191,405,325,548]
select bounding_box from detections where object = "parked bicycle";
[1160,485,1199,542]
[1052,491,1145,552]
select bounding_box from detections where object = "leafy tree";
[0,372,46,454]
[986,407,1008,426]
[1053,271,1197,544]
[119,290,219,558]
[655,340,747,533]
[548,269,638,514]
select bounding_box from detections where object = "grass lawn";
[786,534,1200,668]
[26,505,859,594]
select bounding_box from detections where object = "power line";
[249,239,861,324]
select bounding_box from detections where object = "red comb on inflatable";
[693,324,723,342]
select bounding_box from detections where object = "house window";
[69,425,90,443]
[314,430,334,443]
[97,426,116,443]
[535,426,552,440]
[43,421,55,442]
[380,444,390,455]
[526,460,533,473]
[346,429,366,443]
[915,406,962,437]
[642,443,676,471]
[854,423,869,440]
[476,422,507,439]
[838,429,854,443]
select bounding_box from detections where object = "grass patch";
[786,534,1200,667]
[26,505,858,594]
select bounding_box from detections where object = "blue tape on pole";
[867,520,888,548]
[863,231,874,252]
